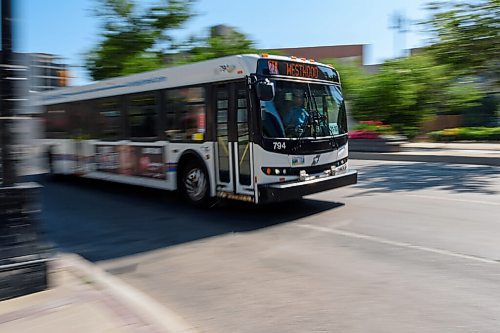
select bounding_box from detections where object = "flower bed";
[429,127,500,141]
[349,121,396,137]
[348,129,379,139]
[348,121,404,152]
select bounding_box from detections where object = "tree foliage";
[422,0,500,85]
[326,54,484,138]
[85,0,194,80]
[322,0,498,138]
[172,26,258,64]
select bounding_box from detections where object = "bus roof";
[36,54,335,105]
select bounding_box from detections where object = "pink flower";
[348,130,380,139]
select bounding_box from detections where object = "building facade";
[0,52,70,114]
[14,52,69,93]
[271,45,365,65]
[0,52,69,169]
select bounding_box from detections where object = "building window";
[164,87,205,141]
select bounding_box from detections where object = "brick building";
[271,44,365,65]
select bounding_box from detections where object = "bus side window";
[128,93,157,139]
[68,103,90,139]
[97,98,122,140]
[45,104,69,139]
[164,87,206,141]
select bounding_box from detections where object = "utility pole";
[389,11,410,58]
[1,0,16,186]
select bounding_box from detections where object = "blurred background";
[1,1,500,332]
[9,0,499,150]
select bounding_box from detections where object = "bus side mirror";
[256,79,275,101]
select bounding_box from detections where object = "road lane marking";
[406,194,500,207]
[296,224,499,264]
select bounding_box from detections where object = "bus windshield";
[260,80,347,139]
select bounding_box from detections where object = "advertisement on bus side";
[95,144,166,179]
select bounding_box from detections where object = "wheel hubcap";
[184,168,207,201]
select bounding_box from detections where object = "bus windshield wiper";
[307,84,332,138]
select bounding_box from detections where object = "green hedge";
[353,121,396,135]
[429,127,500,141]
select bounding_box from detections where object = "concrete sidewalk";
[0,254,196,333]
[351,142,500,166]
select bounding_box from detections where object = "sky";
[14,0,432,85]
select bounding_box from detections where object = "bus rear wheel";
[180,161,211,207]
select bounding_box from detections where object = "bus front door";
[215,82,254,200]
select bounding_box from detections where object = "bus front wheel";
[180,161,211,207]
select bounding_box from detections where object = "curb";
[59,253,197,333]
[350,152,500,166]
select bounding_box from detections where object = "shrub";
[429,127,500,141]
[349,121,396,138]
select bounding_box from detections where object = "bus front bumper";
[258,169,357,203]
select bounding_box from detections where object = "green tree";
[321,60,364,101]
[423,0,500,86]
[173,25,258,64]
[85,0,194,80]
[328,54,483,138]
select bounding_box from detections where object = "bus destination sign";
[257,59,339,83]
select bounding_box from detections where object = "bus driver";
[284,90,309,135]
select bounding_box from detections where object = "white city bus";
[38,54,357,205]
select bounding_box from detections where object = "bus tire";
[179,160,211,207]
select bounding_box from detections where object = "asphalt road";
[38,160,500,332]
